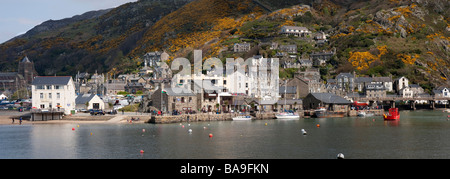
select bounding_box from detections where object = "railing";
[350,95,449,101]
[31,108,65,113]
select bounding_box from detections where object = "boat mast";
[284,80,287,112]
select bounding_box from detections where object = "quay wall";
[348,109,384,117]
[149,112,277,124]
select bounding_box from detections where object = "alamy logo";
[169,50,279,101]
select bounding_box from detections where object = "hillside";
[0,0,448,90]
[0,0,193,75]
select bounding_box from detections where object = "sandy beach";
[0,110,150,125]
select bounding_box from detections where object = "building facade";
[31,76,76,115]
[233,43,251,53]
[280,26,311,37]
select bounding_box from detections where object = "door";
[93,103,99,109]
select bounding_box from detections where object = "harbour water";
[1,110,450,159]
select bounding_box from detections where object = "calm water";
[1,110,450,159]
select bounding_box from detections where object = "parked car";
[90,110,105,115]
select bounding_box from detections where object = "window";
[36,85,45,89]
[48,93,52,99]
[181,97,185,103]
[55,85,61,89]
[40,104,45,109]
[40,93,44,99]
[46,85,52,90]
[57,93,60,99]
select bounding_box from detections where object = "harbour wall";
[148,112,277,124]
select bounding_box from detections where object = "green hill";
[0,0,448,90]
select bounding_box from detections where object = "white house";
[233,43,251,53]
[247,56,279,101]
[75,93,105,110]
[280,26,311,37]
[399,86,414,98]
[433,87,450,104]
[433,87,450,98]
[0,93,6,100]
[32,76,76,115]
[394,76,409,94]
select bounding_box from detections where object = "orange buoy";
[209,133,213,138]
[72,128,75,131]
[316,124,320,128]
[140,150,144,153]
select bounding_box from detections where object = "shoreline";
[0,111,149,125]
[1,108,448,126]
[0,118,147,126]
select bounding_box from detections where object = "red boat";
[383,108,400,120]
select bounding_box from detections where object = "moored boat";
[275,112,300,119]
[383,108,400,120]
[357,111,366,117]
[357,111,374,117]
[314,108,346,118]
[232,115,252,121]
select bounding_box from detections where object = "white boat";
[232,115,252,121]
[357,111,366,117]
[276,80,300,120]
[276,112,300,119]
[357,111,374,117]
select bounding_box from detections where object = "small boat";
[383,108,400,120]
[357,111,366,117]
[275,112,300,119]
[232,115,252,121]
[277,80,300,120]
[314,108,345,118]
[357,111,374,117]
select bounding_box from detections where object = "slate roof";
[309,93,352,104]
[75,94,96,105]
[277,99,302,105]
[355,77,372,83]
[32,76,71,85]
[282,26,309,31]
[163,88,195,96]
[21,56,31,63]
[279,86,297,94]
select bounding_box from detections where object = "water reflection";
[1,111,450,159]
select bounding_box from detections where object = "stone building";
[233,43,251,53]
[365,84,386,98]
[302,93,352,111]
[150,86,197,113]
[18,56,37,84]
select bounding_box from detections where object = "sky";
[0,0,138,44]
